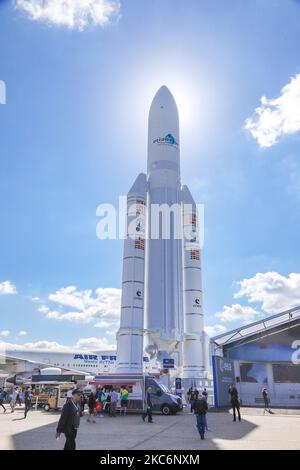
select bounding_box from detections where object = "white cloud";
[245,73,300,147]
[17,330,28,337]
[38,305,49,314]
[0,281,17,295]
[1,336,115,353]
[105,330,116,336]
[0,330,10,337]
[74,337,115,351]
[1,339,71,353]
[235,272,300,314]
[204,324,227,337]
[95,320,113,328]
[38,286,121,327]
[215,303,260,324]
[15,0,121,31]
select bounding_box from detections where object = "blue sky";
[0,0,300,351]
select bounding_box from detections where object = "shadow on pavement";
[8,408,258,450]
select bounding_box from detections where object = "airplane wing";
[0,353,86,376]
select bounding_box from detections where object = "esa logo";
[219,358,232,373]
[135,290,143,300]
[74,354,98,361]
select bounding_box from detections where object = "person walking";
[56,388,82,451]
[87,392,96,423]
[98,388,106,417]
[190,388,199,413]
[80,394,86,416]
[262,387,271,413]
[24,387,31,418]
[142,386,153,423]
[120,387,129,416]
[189,388,194,413]
[10,387,19,413]
[193,395,208,440]
[229,384,241,422]
[0,388,6,413]
[187,387,193,405]
[110,388,118,417]
[16,388,22,407]
[104,390,111,416]
[202,390,210,431]
[97,387,102,403]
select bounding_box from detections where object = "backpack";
[95,401,102,412]
[194,399,207,414]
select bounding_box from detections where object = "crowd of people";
[1,381,273,449]
[0,385,32,418]
[83,386,129,423]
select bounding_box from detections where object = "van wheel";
[161,405,171,416]
[44,405,50,412]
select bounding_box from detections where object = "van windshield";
[159,384,170,394]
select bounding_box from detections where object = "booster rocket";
[116,86,206,384]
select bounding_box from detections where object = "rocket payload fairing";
[116,86,208,384]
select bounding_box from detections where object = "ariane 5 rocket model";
[116,86,208,385]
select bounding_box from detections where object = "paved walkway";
[0,406,299,450]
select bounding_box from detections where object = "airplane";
[0,349,151,384]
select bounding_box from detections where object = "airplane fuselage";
[5,350,118,375]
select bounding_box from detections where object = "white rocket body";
[145,86,183,362]
[116,174,146,374]
[117,86,208,382]
[181,185,205,378]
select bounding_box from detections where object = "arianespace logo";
[153,133,178,147]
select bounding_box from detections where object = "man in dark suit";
[56,388,82,450]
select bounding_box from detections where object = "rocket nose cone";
[148,85,180,174]
[150,85,178,112]
[128,173,147,197]
[182,185,196,205]
[155,85,174,99]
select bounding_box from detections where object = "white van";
[89,373,182,415]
